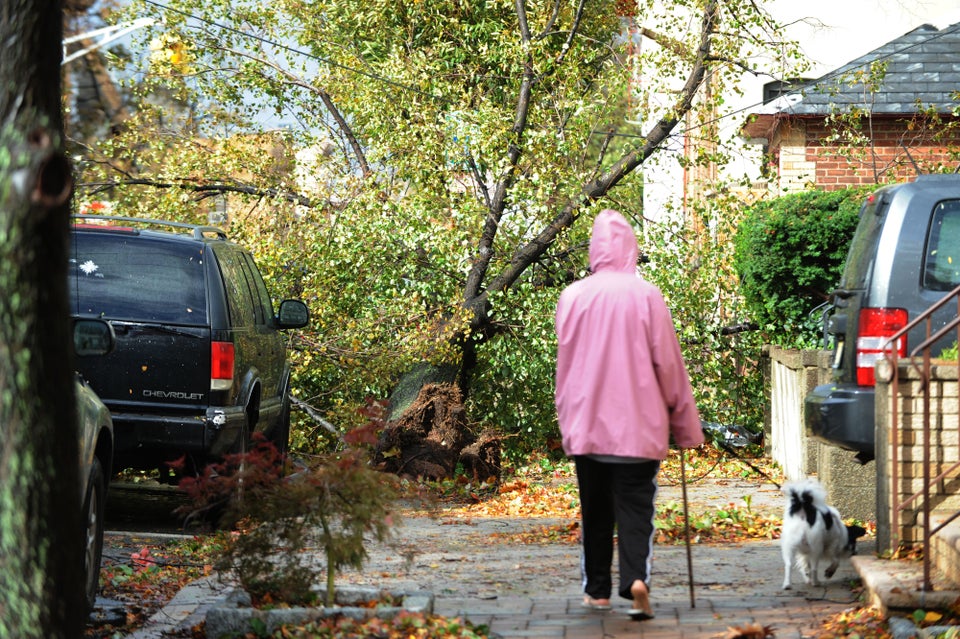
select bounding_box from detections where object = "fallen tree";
[375,384,500,483]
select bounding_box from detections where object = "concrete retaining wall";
[765,346,876,522]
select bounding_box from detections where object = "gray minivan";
[805,175,960,462]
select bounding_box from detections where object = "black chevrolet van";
[805,175,960,462]
[69,216,309,475]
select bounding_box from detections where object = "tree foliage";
[74,0,805,454]
[732,188,868,348]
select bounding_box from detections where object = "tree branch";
[78,178,315,208]
[644,24,773,79]
[462,0,535,306]
[466,1,720,331]
[639,26,689,58]
[466,152,492,210]
[291,396,341,438]
[554,0,587,66]
[221,46,372,177]
[536,0,562,40]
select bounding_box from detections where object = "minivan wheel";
[82,457,106,613]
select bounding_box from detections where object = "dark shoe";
[627,609,655,621]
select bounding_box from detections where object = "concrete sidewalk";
[429,540,868,639]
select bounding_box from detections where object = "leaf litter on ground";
[87,446,905,638]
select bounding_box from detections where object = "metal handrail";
[885,282,960,591]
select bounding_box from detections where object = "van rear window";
[69,233,208,324]
[923,200,960,291]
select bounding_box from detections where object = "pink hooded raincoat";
[555,209,704,459]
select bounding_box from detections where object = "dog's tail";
[783,479,828,527]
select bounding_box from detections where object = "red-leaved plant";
[176,401,400,607]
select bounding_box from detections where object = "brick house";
[741,21,960,193]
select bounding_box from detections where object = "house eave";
[740,114,777,143]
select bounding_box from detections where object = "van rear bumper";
[804,382,875,458]
[110,406,247,471]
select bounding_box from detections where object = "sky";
[89,0,960,210]
[768,0,960,76]
[97,1,960,134]
[641,0,960,217]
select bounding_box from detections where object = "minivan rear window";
[69,233,208,324]
[923,199,960,291]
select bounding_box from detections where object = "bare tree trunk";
[0,2,82,638]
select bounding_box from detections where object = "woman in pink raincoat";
[555,208,704,619]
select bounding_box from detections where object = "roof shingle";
[782,22,960,115]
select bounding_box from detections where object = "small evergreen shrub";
[732,187,869,347]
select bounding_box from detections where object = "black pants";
[574,456,660,601]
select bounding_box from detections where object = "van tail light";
[856,308,908,386]
[211,341,235,390]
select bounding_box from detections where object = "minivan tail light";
[211,341,234,390]
[856,308,908,386]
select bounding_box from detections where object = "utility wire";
[138,0,960,140]
[142,0,450,106]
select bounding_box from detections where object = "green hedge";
[732,187,869,348]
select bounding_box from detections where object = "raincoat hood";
[589,209,639,274]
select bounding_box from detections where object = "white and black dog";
[780,478,867,590]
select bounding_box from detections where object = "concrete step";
[852,554,960,615]
[932,512,960,586]
[853,512,960,615]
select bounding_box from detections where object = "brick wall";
[775,115,960,193]
[775,124,816,192]
[875,360,960,553]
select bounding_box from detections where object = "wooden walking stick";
[679,448,696,608]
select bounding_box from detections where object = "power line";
[63,17,156,66]
[142,0,450,105]
[136,1,960,143]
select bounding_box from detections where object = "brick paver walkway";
[128,479,870,638]
[432,539,865,639]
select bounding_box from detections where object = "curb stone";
[204,586,435,639]
[122,575,231,639]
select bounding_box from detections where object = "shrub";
[732,188,869,347]
[177,420,400,607]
